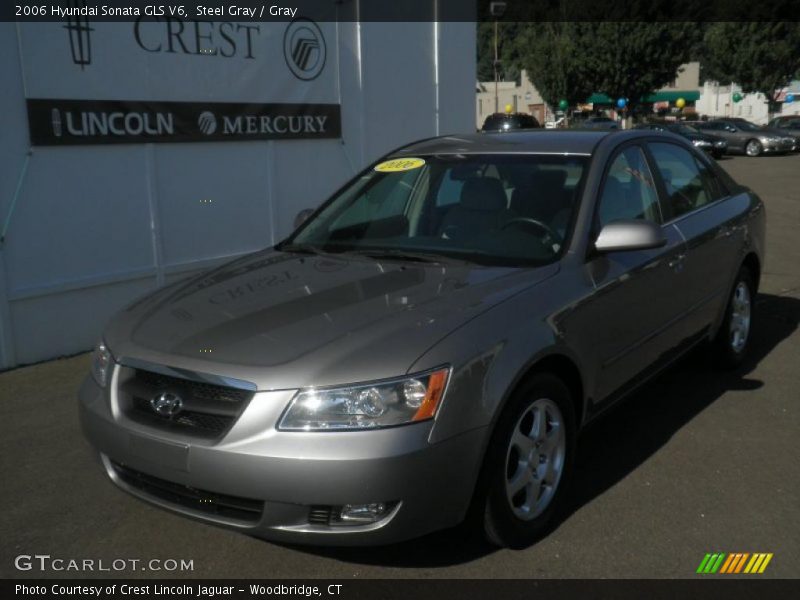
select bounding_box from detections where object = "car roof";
[392,130,617,156]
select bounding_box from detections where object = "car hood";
[104,248,557,389]
[760,127,798,138]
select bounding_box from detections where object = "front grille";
[111,461,263,523]
[120,369,254,438]
[131,397,233,433]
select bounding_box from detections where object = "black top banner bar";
[6,0,800,22]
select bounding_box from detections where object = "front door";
[571,144,690,402]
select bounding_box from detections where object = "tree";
[509,23,700,113]
[476,22,523,83]
[511,23,597,109]
[587,23,700,112]
[703,22,800,114]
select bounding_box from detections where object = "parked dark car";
[766,115,800,151]
[693,118,796,156]
[767,115,800,129]
[575,116,619,130]
[80,130,765,548]
[636,121,728,159]
[481,113,540,132]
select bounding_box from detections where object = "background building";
[475,62,701,128]
[476,69,546,127]
[0,17,476,370]
[696,80,800,124]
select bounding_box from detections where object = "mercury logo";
[64,0,93,69]
[283,19,326,81]
[197,111,218,135]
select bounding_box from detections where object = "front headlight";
[90,341,113,388]
[278,368,450,431]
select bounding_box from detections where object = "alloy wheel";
[746,140,762,157]
[504,398,566,521]
[730,281,751,353]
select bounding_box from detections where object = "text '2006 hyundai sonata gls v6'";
[80,130,765,548]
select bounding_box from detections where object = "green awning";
[586,93,613,104]
[643,90,700,103]
[585,90,700,104]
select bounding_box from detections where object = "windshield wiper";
[276,242,326,255]
[342,248,455,264]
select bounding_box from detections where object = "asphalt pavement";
[1,154,798,579]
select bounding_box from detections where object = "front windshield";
[284,154,588,267]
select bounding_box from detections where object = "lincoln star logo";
[150,391,183,417]
[64,0,93,70]
[283,18,326,81]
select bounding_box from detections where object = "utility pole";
[490,2,507,114]
[494,20,499,113]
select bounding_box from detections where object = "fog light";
[339,502,390,524]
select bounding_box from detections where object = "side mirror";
[293,208,315,230]
[593,219,667,254]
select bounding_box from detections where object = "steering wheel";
[501,217,562,245]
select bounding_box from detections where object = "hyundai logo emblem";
[150,391,183,418]
[283,18,326,81]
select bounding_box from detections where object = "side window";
[597,146,661,227]
[694,156,727,202]
[648,143,713,218]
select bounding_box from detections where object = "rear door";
[646,142,745,339]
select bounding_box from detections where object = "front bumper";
[761,139,795,153]
[78,372,486,545]
[693,140,727,156]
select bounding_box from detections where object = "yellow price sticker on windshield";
[374,158,426,172]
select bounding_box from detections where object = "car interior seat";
[439,177,507,241]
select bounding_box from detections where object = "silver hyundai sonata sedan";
[80,130,765,548]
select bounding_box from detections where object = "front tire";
[713,266,756,368]
[745,139,763,157]
[479,373,576,548]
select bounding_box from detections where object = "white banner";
[18,18,337,103]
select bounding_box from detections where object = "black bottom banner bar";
[4,579,800,600]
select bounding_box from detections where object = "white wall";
[0,15,476,369]
[697,82,770,124]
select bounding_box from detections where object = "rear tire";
[713,266,756,369]
[478,373,576,548]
